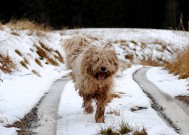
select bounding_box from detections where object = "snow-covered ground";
[0,26,189,135]
[57,65,181,135]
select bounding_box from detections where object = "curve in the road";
[133,67,189,135]
[33,76,70,135]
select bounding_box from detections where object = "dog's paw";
[85,106,94,114]
[95,117,104,123]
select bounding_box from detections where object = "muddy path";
[133,67,189,135]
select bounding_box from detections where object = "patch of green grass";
[100,122,148,135]
[133,128,148,135]
[119,121,131,134]
[100,127,119,135]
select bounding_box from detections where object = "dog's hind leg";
[82,95,94,114]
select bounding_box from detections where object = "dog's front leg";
[82,95,94,114]
[95,96,107,123]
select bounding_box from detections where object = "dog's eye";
[114,62,118,67]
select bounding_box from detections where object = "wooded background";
[0,0,188,29]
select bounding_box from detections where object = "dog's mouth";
[96,71,107,80]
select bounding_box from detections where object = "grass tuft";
[15,50,22,56]
[125,54,134,61]
[35,58,43,67]
[100,127,119,135]
[32,70,41,77]
[106,109,120,116]
[165,46,189,79]
[5,19,52,31]
[133,128,148,135]
[20,61,28,69]
[119,121,132,134]
[39,41,51,52]
[140,58,163,67]
[54,50,64,63]
[0,55,16,73]
[130,40,138,45]
[107,92,120,103]
[100,122,148,135]
[35,45,59,66]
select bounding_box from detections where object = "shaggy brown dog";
[63,35,119,123]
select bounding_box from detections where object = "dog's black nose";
[101,67,106,72]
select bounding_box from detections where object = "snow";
[146,67,189,97]
[57,65,177,135]
[0,26,189,134]
[0,26,69,134]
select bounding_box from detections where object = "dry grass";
[5,19,52,31]
[100,127,119,135]
[125,54,134,61]
[133,128,148,135]
[11,31,20,36]
[35,45,59,66]
[15,50,22,56]
[100,122,147,135]
[0,55,16,73]
[54,50,64,63]
[119,121,132,134]
[20,61,28,69]
[140,58,163,67]
[107,92,120,103]
[176,96,189,105]
[23,58,29,65]
[32,70,41,77]
[39,42,51,52]
[165,46,189,79]
[106,109,120,116]
[35,58,43,67]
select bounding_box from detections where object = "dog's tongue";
[98,72,105,80]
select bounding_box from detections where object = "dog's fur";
[63,35,119,123]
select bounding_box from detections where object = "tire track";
[133,67,189,135]
[32,76,70,135]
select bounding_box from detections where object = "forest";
[0,0,189,29]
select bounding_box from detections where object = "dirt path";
[133,67,189,135]
[32,76,70,135]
